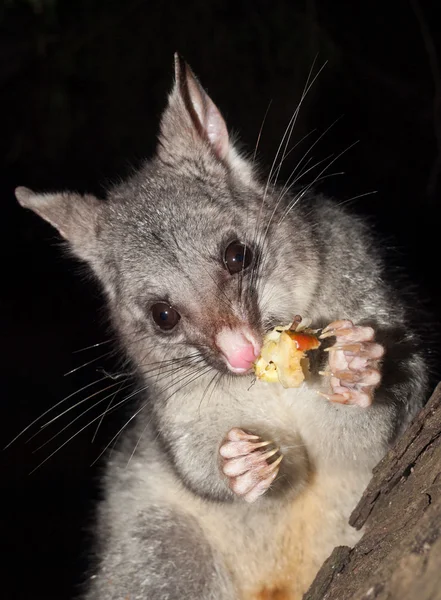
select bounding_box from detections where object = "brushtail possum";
[16,54,428,600]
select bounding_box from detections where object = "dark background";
[1,1,440,598]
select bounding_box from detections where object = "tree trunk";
[305,382,441,600]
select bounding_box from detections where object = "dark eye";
[151,303,181,331]
[224,241,253,274]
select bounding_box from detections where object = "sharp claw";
[222,428,284,502]
[334,369,359,382]
[227,428,261,441]
[324,343,363,353]
[320,328,354,340]
[318,389,375,407]
[317,391,352,403]
[267,454,283,472]
[222,445,281,478]
[321,323,376,343]
[321,320,353,334]
[322,322,382,408]
[227,452,283,498]
[260,447,280,461]
[319,330,336,339]
[325,342,384,361]
[335,369,381,386]
[251,440,272,449]
[219,439,273,459]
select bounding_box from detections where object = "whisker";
[255,123,344,290]
[6,351,203,450]
[92,382,124,443]
[238,101,277,305]
[248,59,328,299]
[38,379,131,431]
[277,116,343,202]
[32,382,135,452]
[43,356,199,432]
[64,350,115,376]
[28,389,144,474]
[4,374,113,449]
[251,60,327,271]
[252,99,273,165]
[106,364,214,469]
[270,57,324,189]
[336,190,378,208]
[269,127,318,188]
[197,370,221,416]
[72,339,114,354]
[277,140,359,225]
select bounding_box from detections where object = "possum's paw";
[318,320,384,408]
[219,428,283,503]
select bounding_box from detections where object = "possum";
[15,54,428,600]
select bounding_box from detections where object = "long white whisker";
[270,56,323,189]
[249,59,327,294]
[4,374,113,449]
[277,141,359,225]
[113,365,214,469]
[32,382,135,452]
[253,99,273,165]
[255,123,344,294]
[92,382,124,443]
[64,350,115,376]
[29,360,210,473]
[72,339,114,354]
[38,380,128,431]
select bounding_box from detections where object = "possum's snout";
[215,328,261,373]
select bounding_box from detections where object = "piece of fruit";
[254,316,320,388]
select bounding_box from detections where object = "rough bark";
[305,382,441,600]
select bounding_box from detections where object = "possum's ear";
[158,53,229,161]
[15,186,101,259]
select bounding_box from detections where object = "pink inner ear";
[185,71,229,160]
[204,101,229,160]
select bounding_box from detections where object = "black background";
[1,1,441,598]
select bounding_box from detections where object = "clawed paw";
[318,320,384,408]
[219,428,283,503]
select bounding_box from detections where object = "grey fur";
[16,55,428,599]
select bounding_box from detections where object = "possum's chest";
[193,382,367,599]
[166,381,371,598]
[202,469,363,600]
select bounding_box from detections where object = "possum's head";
[16,54,319,383]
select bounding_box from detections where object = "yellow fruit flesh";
[254,324,320,388]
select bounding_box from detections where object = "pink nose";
[215,328,261,373]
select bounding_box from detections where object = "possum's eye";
[224,241,252,274]
[151,303,181,331]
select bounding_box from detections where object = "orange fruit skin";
[286,332,320,352]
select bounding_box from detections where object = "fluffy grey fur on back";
[16,55,428,600]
